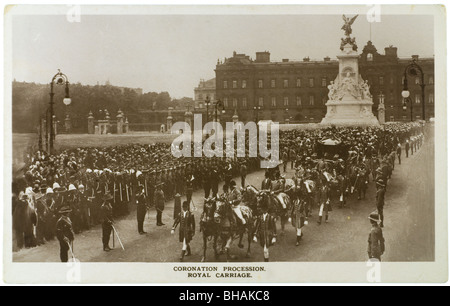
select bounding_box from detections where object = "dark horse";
[243,185,291,233]
[213,195,253,262]
[199,197,220,262]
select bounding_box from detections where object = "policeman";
[55,206,75,262]
[367,211,385,261]
[101,193,114,251]
[136,185,148,234]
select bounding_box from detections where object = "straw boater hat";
[368,211,381,223]
[53,182,66,192]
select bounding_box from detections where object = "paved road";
[13,128,434,263]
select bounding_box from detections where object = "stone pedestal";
[88,111,95,134]
[124,118,129,133]
[167,107,174,133]
[116,109,124,134]
[320,44,379,126]
[378,103,386,124]
[65,114,72,133]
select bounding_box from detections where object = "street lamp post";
[205,96,211,123]
[49,69,71,153]
[402,59,426,121]
[253,106,261,122]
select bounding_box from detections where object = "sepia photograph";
[2,3,447,284]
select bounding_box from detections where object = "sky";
[10,9,434,99]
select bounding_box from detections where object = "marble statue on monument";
[321,15,380,126]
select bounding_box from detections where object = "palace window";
[223,97,228,108]
[429,76,434,85]
[232,98,237,108]
[258,80,263,88]
[271,97,277,107]
[296,78,301,87]
[232,80,237,89]
[309,78,314,87]
[283,79,289,88]
[379,77,384,86]
[415,77,420,85]
[258,97,264,107]
[415,94,421,104]
[428,93,434,104]
[223,81,228,89]
[271,79,276,88]
[284,97,289,106]
[321,78,327,87]
[296,96,302,106]
[242,80,247,88]
[367,53,373,61]
[309,95,315,105]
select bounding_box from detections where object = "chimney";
[412,55,419,61]
[255,51,271,63]
[324,56,330,62]
[303,57,310,62]
[282,59,289,62]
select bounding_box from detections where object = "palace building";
[212,42,434,123]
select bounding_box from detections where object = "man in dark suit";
[154,183,165,226]
[171,201,196,261]
[396,143,402,165]
[405,140,410,158]
[253,202,277,262]
[55,206,75,262]
[368,211,385,261]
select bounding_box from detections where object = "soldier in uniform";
[396,143,402,165]
[240,161,247,189]
[375,167,386,228]
[288,186,306,246]
[185,175,194,206]
[171,201,196,262]
[154,183,165,226]
[55,205,75,262]
[227,180,245,226]
[367,211,385,261]
[253,201,277,262]
[101,193,114,251]
[136,185,148,234]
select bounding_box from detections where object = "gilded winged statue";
[341,14,358,37]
